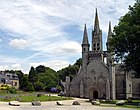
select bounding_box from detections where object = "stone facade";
[63,9,140,100]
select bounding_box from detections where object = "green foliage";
[15,70,24,89]
[29,66,37,83]
[8,87,17,94]
[25,83,34,92]
[34,81,44,91]
[27,65,58,92]
[57,58,81,81]
[56,85,62,92]
[20,74,29,90]
[110,0,140,76]
[36,65,46,73]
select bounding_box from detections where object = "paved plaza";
[0,98,135,110]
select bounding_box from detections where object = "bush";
[34,81,44,91]
[25,83,34,92]
[8,87,17,94]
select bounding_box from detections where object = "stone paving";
[0,98,136,110]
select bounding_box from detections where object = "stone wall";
[132,78,140,99]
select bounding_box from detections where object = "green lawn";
[0,90,72,102]
[0,95,72,102]
[99,99,140,109]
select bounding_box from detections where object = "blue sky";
[0,0,135,73]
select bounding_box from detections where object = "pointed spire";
[94,8,100,34]
[82,24,89,44]
[107,21,112,41]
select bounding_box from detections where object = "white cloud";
[0,0,135,73]
[0,65,9,70]
[11,63,21,70]
[9,39,28,49]
[30,60,70,71]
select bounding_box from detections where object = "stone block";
[91,100,100,105]
[72,101,80,105]
[116,100,125,106]
[31,101,41,106]
[56,101,63,106]
[9,101,20,106]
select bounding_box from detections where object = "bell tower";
[82,24,90,69]
[92,9,102,52]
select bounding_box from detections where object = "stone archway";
[93,91,98,99]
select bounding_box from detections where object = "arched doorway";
[93,91,98,99]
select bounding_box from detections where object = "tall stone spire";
[107,21,112,41]
[82,24,89,44]
[82,24,89,70]
[94,8,100,34]
[92,9,102,52]
[107,21,112,50]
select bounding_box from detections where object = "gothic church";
[64,9,140,100]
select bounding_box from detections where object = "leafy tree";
[8,87,17,94]
[74,58,82,67]
[28,66,37,83]
[25,83,34,92]
[34,81,44,91]
[110,0,140,76]
[20,74,29,90]
[36,65,46,73]
[37,69,58,91]
[15,70,24,89]
[57,58,81,81]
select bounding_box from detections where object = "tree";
[15,70,24,89]
[28,66,37,83]
[20,74,29,90]
[36,65,46,73]
[74,58,82,67]
[110,0,140,76]
[37,69,58,91]
[34,81,44,91]
[57,58,81,81]
[25,83,34,92]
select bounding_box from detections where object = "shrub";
[25,83,34,92]
[8,87,17,94]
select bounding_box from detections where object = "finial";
[109,21,111,32]
[96,8,97,13]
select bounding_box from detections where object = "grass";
[99,99,140,109]
[0,90,72,102]
[21,95,72,102]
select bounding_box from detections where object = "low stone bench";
[31,101,41,106]
[9,101,20,106]
[116,100,125,106]
[91,100,100,105]
[56,101,63,106]
[72,101,80,105]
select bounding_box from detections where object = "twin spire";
[82,9,112,48]
[82,8,100,45]
[107,21,112,41]
[82,24,89,44]
[94,8,100,34]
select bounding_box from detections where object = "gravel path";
[0,98,135,110]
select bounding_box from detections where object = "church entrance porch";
[93,91,98,99]
[88,88,99,101]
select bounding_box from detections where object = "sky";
[0,0,135,74]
